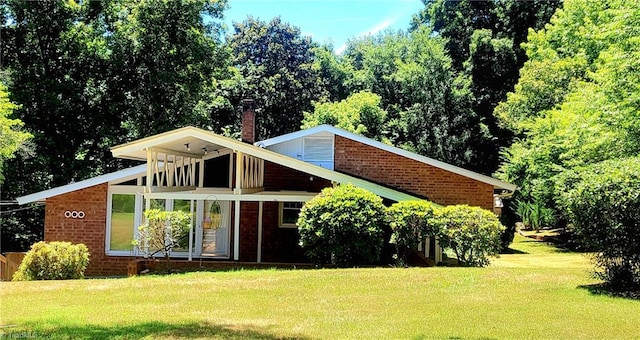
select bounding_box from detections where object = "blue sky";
[223,0,425,54]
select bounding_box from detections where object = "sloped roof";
[16,165,148,205]
[110,126,419,202]
[18,127,420,204]
[257,124,517,192]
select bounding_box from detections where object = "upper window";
[279,202,304,228]
[303,137,333,169]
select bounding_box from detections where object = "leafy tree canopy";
[301,91,387,141]
[222,16,326,139]
[0,82,30,184]
[496,0,640,227]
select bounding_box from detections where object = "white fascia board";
[257,124,517,192]
[16,165,148,205]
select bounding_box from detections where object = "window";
[109,194,136,252]
[303,137,334,169]
[106,187,143,255]
[279,202,304,228]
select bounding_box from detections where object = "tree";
[133,209,192,273]
[0,82,30,183]
[411,0,563,173]
[341,27,492,173]
[0,0,229,252]
[301,91,387,141]
[496,0,640,227]
[223,16,326,139]
[106,0,229,139]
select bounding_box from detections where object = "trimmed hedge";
[13,241,90,281]
[297,184,387,267]
[387,200,440,265]
[437,205,505,267]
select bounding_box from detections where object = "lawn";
[2,235,639,339]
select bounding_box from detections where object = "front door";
[200,200,230,257]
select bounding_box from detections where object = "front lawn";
[1,236,638,339]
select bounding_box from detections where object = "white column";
[234,151,243,192]
[146,149,152,191]
[188,199,194,261]
[257,201,263,263]
[198,159,204,188]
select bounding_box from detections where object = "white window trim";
[105,186,143,256]
[279,201,304,228]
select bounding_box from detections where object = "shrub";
[437,205,505,267]
[560,157,640,291]
[297,183,387,267]
[387,200,441,265]
[13,241,90,281]
[133,209,191,272]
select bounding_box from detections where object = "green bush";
[437,205,505,267]
[297,183,387,267]
[13,241,90,281]
[560,157,640,291]
[387,200,441,265]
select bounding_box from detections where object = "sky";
[223,0,425,54]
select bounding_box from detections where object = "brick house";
[17,103,516,276]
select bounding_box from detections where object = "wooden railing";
[241,154,264,189]
[146,149,200,190]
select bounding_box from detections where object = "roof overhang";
[16,164,148,205]
[111,126,420,202]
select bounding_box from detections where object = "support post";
[234,151,243,192]
[188,199,194,261]
[257,201,263,263]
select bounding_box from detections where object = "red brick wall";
[334,136,494,210]
[238,201,257,262]
[237,201,308,263]
[44,183,132,276]
[264,161,332,192]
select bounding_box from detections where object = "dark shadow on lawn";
[7,321,311,340]
[578,283,640,300]
[501,247,527,254]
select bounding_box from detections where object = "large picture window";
[106,188,228,258]
[109,194,136,252]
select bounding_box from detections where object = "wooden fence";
[0,252,26,281]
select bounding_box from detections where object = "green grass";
[2,236,638,339]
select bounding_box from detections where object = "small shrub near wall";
[387,200,441,265]
[297,183,387,267]
[13,241,90,281]
[437,205,505,267]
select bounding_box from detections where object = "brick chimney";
[241,99,255,143]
